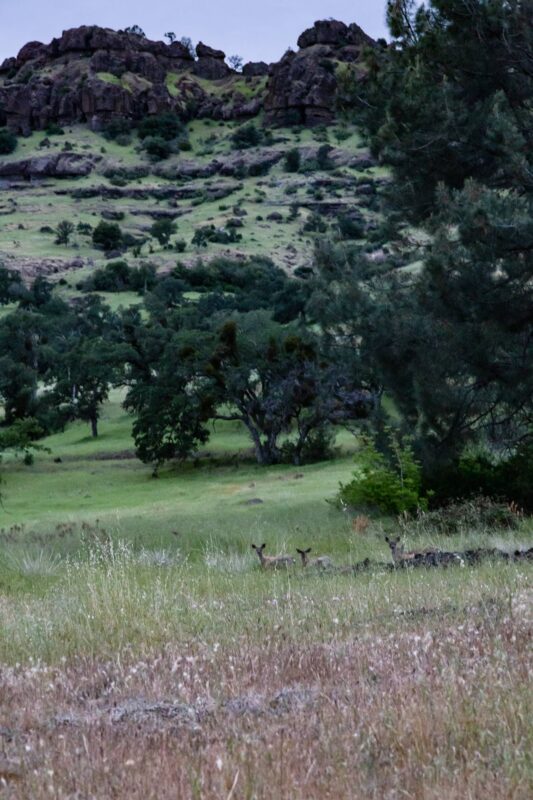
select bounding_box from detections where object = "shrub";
[425,443,533,512]
[303,212,327,233]
[337,432,429,515]
[248,161,271,177]
[0,128,17,155]
[284,148,301,173]
[45,122,65,136]
[316,143,333,170]
[338,214,365,240]
[103,118,132,141]
[115,134,132,147]
[142,136,173,160]
[92,220,123,251]
[231,122,262,150]
[191,225,242,247]
[83,260,156,293]
[405,497,520,536]
[138,112,184,141]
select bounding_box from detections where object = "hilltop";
[0,20,374,133]
[0,20,386,289]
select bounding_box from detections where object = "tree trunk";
[90,414,98,438]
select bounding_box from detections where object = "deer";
[296,547,333,570]
[385,535,421,564]
[251,543,295,569]
[385,535,440,566]
[385,536,463,568]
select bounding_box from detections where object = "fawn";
[251,543,295,569]
[296,547,333,569]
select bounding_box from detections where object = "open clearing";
[0,398,532,798]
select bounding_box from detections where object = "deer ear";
[306,548,312,553]
[296,549,303,555]
[261,543,266,550]
[385,536,390,543]
[251,544,256,550]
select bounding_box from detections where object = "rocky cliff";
[264,20,375,126]
[0,20,374,134]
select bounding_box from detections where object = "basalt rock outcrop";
[0,152,99,178]
[264,20,375,126]
[0,19,374,134]
[0,26,247,134]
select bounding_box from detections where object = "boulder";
[196,42,225,60]
[297,20,349,48]
[16,41,47,64]
[194,41,231,80]
[242,61,269,77]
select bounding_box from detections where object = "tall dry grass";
[0,538,531,798]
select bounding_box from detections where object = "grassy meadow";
[0,394,531,798]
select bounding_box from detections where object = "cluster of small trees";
[0,259,371,470]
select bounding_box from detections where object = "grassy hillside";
[0,119,380,301]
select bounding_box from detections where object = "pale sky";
[0,1,393,64]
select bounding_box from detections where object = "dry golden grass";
[1,584,531,799]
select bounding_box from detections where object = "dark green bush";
[303,213,328,234]
[338,214,365,240]
[231,122,262,150]
[76,223,92,235]
[138,112,184,141]
[284,148,301,173]
[191,225,242,247]
[0,128,17,154]
[82,260,157,293]
[425,444,533,512]
[248,161,271,177]
[142,136,173,160]
[45,122,65,136]
[103,118,132,140]
[92,220,123,251]
[316,143,333,170]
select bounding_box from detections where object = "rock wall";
[0,19,374,134]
